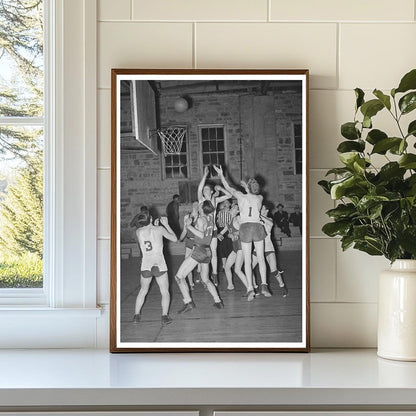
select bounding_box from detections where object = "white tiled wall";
[96,0,416,347]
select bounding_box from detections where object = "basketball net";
[157,127,186,156]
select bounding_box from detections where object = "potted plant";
[319,68,416,361]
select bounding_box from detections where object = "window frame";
[292,121,302,176]
[198,124,227,178]
[0,0,100,347]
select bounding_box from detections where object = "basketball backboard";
[131,80,158,155]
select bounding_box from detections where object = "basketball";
[174,97,188,113]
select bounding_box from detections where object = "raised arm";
[197,166,209,201]
[178,214,189,241]
[159,216,178,242]
[212,165,238,197]
[214,184,232,204]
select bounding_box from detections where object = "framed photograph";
[110,69,310,352]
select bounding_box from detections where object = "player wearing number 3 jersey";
[132,210,177,327]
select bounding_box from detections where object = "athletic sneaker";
[260,283,272,297]
[213,301,224,309]
[132,314,141,323]
[279,284,289,298]
[161,315,173,326]
[177,301,196,314]
[247,289,255,302]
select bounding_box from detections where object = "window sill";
[0,307,103,348]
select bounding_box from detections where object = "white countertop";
[0,348,416,407]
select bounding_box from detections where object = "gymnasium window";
[163,127,189,179]
[199,125,226,176]
[293,122,302,175]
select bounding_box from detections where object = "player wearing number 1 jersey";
[133,211,177,326]
[214,165,270,301]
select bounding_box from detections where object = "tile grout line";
[193,22,197,69]
[336,22,340,90]
[267,0,271,22]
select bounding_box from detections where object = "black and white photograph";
[110,69,309,352]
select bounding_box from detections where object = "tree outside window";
[0,0,44,288]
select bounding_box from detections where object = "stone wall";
[120,87,303,243]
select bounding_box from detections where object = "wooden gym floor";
[120,250,303,344]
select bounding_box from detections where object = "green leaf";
[407,120,416,138]
[318,180,331,194]
[353,224,373,240]
[390,139,408,155]
[378,162,406,181]
[339,152,360,167]
[325,167,352,176]
[373,89,391,110]
[337,140,365,153]
[362,116,372,129]
[322,221,351,237]
[395,69,416,94]
[330,176,357,199]
[354,241,383,256]
[341,235,355,251]
[399,154,416,169]
[369,203,383,220]
[355,88,365,110]
[399,92,416,115]
[398,227,416,255]
[326,203,356,219]
[360,99,384,119]
[341,122,360,140]
[366,129,387,145]
[371,137,402,154]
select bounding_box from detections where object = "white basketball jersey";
[238,193,262,223]
[137,226,167,272]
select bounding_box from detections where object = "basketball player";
[224,203,248,291]
[175,200,224,313]
[252,205,288,297]
[213,165,270,301]
[178,201,199,290]
[198,166,231,286]
[132,211,177,326]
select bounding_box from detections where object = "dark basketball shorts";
[191,245,212,264]
[253,250,275,257]
[232,238,242,253]
[141,266,167,278]
[184,237,194,250]
[239,222,267,243]
[212,229,218,238]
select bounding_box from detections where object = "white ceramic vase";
[378,259,416,361]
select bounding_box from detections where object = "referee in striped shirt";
[216,200,233,272]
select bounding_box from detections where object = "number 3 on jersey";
[144,240,153,251]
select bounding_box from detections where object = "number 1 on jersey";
[248,207,252,217]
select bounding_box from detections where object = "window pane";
[201,128,208,141]
[295,135,302,149]
[217,141,224,151]
[0,126,43,288]
[202,141,209,152]
[180,155,187,165]
[0,1,44,117]
[210,154,218,165]
[216,128,224,140]
[218,153,225,166]
[210,141,217,152]
[203,154,210,164]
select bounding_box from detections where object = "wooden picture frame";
[110,69,310,352]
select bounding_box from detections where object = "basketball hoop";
[156,127,186,156]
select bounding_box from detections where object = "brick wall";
[120,86,303,243]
